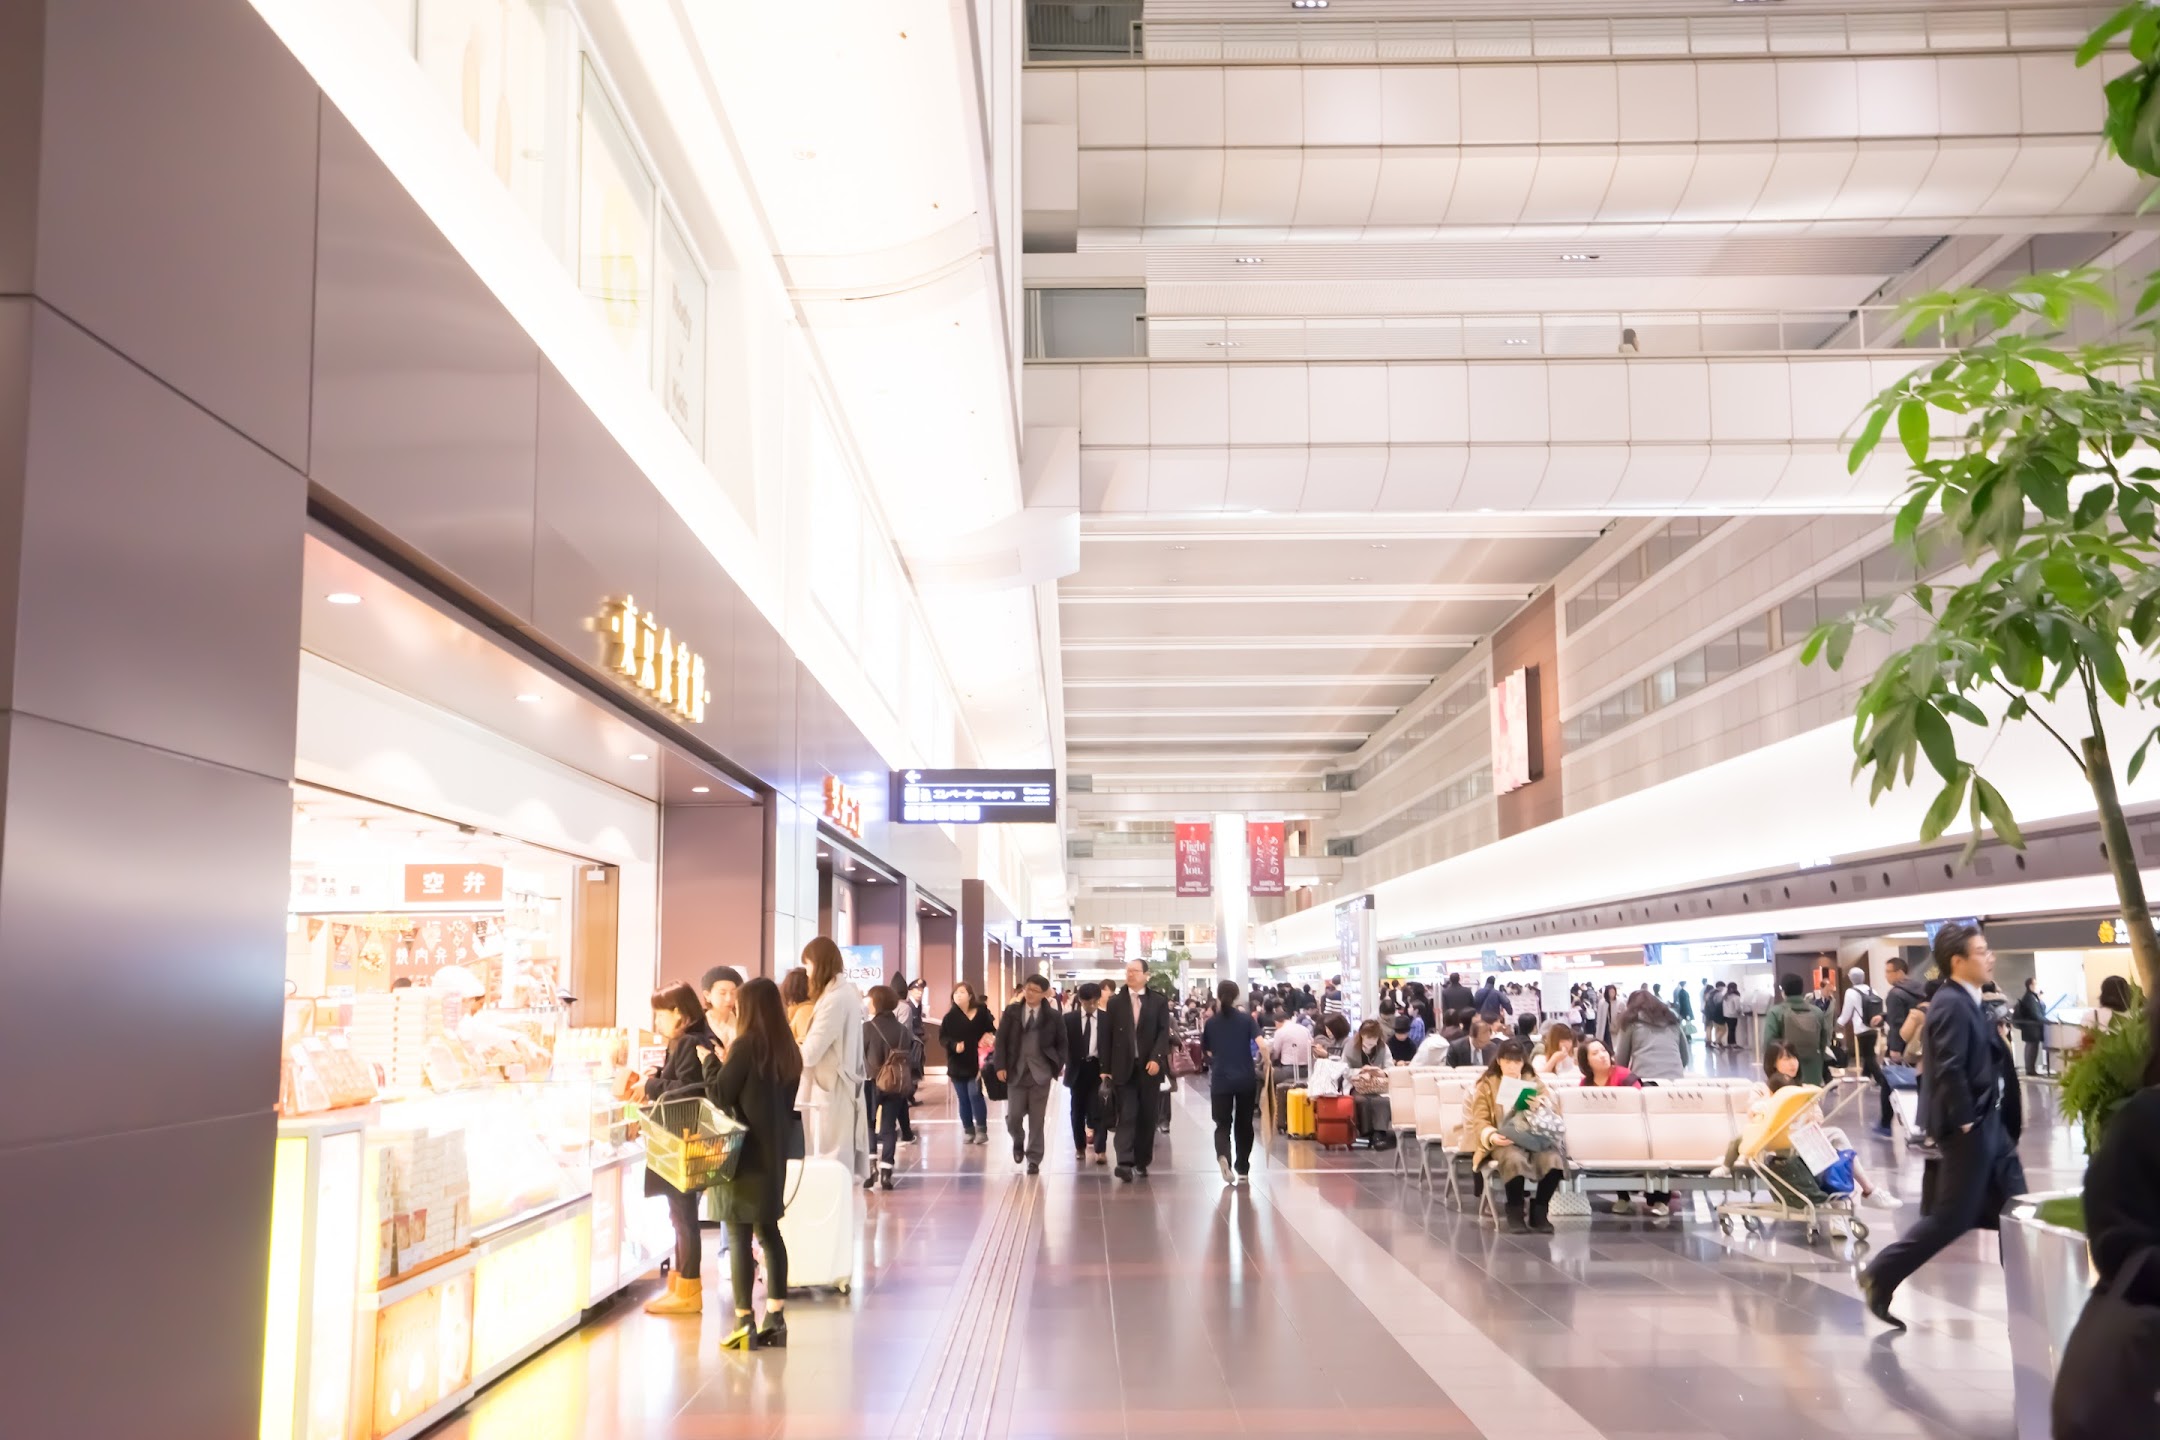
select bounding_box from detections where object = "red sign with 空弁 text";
[1175,821,1212,898]
[1249,820,1286,896]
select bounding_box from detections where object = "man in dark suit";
[1103,958,1172,1181]
[1064,982,1108,1164]
[1859,923,2027,1329]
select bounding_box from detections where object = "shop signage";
[2099,919,2130,944]
[1023,918,1073,953]
[404,863,503,904]
[1175,821,1212,897]
[893,767,1057,824]
[603,596,710,724]
[840,944,884,988]
[1249,819,1286,896]
[1490,665,1543,794]
[1110,930,1127,962]
[1140,928,1157,956]
[821,776,864,838]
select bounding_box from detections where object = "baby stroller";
[1715,1084,1870,1253]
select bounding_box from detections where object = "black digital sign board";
[891,768,1058,825]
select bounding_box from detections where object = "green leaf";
[2130,729,2159,784]
[2080,4,2143,66]
[1913,703,1959,781]
[1920,768,1970,844]
[1898,400,1931,466]
[2074,484,2116,531]
[2043,551,2095,609]
[2006,356,2042,393]
[1848,405,1892,473]
[1972,775,2026,850]
[1893,488,1931,549]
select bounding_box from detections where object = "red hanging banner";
[1249,820,1286,896]
[1174,821,1213,897]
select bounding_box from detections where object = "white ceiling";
[1024,10,2151,835]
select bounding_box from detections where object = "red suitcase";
[1313,1094,1357,1150]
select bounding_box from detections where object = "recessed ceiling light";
[1233,256,1264,265]
[1291,0,1328,8]
[1204,340,1242,347]
[691,785,711,794]
[1171,544,1189,551]
[325,592,362,605]
[1503,338,1530,346]
[1560,253,1599,262]
[628,752,650,762]
[1369,542,1388,549]
[515,693,541,704]
[1349,575,1366,582]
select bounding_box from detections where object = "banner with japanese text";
[1249,820,1286,896]
[1174,821,1212,897]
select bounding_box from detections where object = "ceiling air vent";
[1326,837,1358,857]
[1324,771,1356,792]
[1068,774,1093,792]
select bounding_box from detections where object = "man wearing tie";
[994,973,1067,1174]
[1064,982,1108,1164]
[1103,958,1173,1181]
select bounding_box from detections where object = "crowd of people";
[622,931,2152,1367]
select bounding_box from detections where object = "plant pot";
[2000,1191,2095,1440]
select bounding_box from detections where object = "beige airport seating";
[1387,1067,1418,1173]
[1549,1081,1754,1197]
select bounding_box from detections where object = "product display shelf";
[263,1075,667,1440]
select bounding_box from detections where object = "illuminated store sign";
[603,597,709,723]
[893,768,1057,824]
[821,776,864,838]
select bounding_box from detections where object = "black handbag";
[2053,1248,2160,1440]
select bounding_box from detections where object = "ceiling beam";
[1079,521,1606,542]
[1064,675,1434,688]
[1064,636,1478,651]
[1066,706,1397,718]
[1060,585,1536,603]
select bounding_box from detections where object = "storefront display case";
[260,1070,666,1440]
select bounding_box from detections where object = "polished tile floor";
[434,1056,2074,1440]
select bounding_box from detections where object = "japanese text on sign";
[603,596,709,724]
[892,768,1057,825]
[404,864,503,905]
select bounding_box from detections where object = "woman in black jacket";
[710,976,804,1350]
[939,983,997,1145]
[640,982,719,1317]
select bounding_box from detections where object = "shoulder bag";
[2053,1247,2160,1440]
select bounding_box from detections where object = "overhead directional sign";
[892,768,1058,825]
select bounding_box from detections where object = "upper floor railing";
[1027,303,1962,361]
[1026,3,2111,64]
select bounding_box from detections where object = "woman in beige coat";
[797,937,870,1182]
[1464,1039,1565,1234]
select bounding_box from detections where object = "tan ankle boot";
[644,1273,703,1315]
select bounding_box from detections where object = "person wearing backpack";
[993,974,1068,1173]
[862,985,917,1192]
[1764,972,1830,1085]
[1837,964,1887,1107]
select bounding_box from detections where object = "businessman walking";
[1103,958,1172,1181]
[1859,923,2026,1329]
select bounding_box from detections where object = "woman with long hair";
[1463,1040,1564,1233]
[639,981,720,1316]
[710,976,803,1349]
[1614,988,1690,1081]
[797,937,870,1182]
[939,981,997,1144]
[1533,1023,1580,1083]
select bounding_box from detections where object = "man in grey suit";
[994,973,1069,1174]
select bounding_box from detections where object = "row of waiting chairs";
[1384,1066,1762,1209]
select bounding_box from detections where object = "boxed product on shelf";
[376,1126,473,1282]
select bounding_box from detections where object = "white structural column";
[1212,812,1249,988]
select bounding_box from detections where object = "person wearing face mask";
[1103,958,1172,1181]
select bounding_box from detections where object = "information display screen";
[892,768,1057,824]
[1023,919,1073,954]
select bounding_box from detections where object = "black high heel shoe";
[720,1314,757,1351]
[756,1311,788,1349]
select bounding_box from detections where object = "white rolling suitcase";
[779,1155,859,1293]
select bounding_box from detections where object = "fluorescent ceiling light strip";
[1064,675,1434,688]
[1059,586,1534,603]
[1066,707,1397,718]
